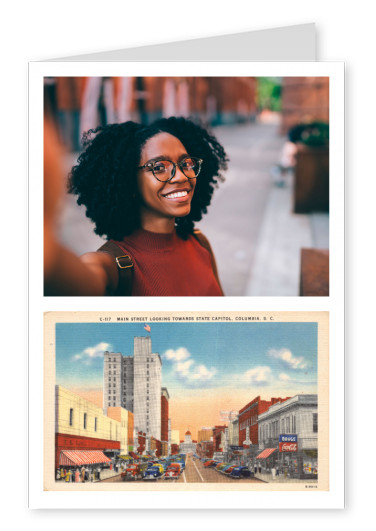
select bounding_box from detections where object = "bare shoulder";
[80,251,119,294]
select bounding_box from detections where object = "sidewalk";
[245,173,329,296]
[92,467,122,482]
[254,471,318,484]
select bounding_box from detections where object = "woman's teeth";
[165,191,188,199]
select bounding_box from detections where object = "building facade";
[258,394,318,478]
[103,336,162,441]
[197,428,213,443]
[179,430,196,454]
[55,386,124,470]
[239,396,289,447]
[106,407,134,454]
[161,387,169,455]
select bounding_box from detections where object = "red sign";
[279,442,298,452]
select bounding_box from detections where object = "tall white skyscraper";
[103,336,162,441]
[133,336,161,441]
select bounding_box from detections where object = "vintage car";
[164,463,182,479]
[222,465,236,475]
[122,463,148,480]
[173,458,185,470]
[216,462,229,472]
[143,464,165,480]
[204,460,219,468]
[229,466,252,479]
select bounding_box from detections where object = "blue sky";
[56,321,318,396]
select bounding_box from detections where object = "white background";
[2,0,371,527]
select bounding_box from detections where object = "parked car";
[204,460,218,468]
[122,463,148,480]
[222,465,236,475]
[216,462,229,472]
[164,463,182,479]
[143,464,165,480]
[174,458,185,470]
[229,466,252,479]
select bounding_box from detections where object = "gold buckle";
[115,255,133,269]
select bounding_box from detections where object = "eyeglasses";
[138,156,203,182]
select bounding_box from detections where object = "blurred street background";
[45,76,329,296]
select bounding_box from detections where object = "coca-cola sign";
[279,442,298,452]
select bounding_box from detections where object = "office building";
[103,336,162,441]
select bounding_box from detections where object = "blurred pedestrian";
[45,117,227,296]
[56,469,61,481]
[81,467,86,483]
[75,468,80,483]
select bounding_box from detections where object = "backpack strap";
[193,229,224,295]
[97,241,134,296]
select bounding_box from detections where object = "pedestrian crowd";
[56,465,103,483]
[56,459,124,482]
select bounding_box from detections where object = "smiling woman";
[45,117,228,296]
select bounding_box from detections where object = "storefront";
[58,449,112,472]
[255,448,278,472]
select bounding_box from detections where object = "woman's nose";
[169,164,188,182]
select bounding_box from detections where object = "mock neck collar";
[121,227,179,252]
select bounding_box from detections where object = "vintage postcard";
[43,311,329,505]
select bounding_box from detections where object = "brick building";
[212,425,227,453]
[280,77,330,135]
[238,396,290,447]
[161,387,169,456]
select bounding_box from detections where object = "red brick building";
[280,77,330,135]
[171,443,180,455]
[136,431,146,455]
[161,388,169,456]
[196,440,214,459]
[212,425,227,453]
[238,396,290,447]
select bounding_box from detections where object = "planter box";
[294,143,329,213]
[300,248,329,296]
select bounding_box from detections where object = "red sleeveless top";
[113,228,222,296]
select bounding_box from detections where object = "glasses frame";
[138,156,203,182]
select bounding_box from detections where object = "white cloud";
[268,348,308,370]
[163,347,191,362]
[191,364,217,381]
[163,347,217,386]
[72,342,111,363]
[278,373,291,382]
[243,366,273,386]
[175,359,194,377]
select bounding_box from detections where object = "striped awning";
[59,450,112,466]
[256,448,277,459]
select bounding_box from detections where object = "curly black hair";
[68,116,228,240]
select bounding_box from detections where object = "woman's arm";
[44,227,118,295]
[44,117,118,296]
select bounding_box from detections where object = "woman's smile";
[162,187,192,201]
[137,132,196,231]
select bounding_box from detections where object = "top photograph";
[44,76,329,297]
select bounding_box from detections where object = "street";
[103,455,263,484]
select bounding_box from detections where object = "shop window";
[69,408,73,426]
